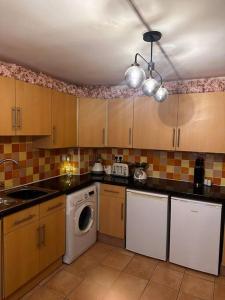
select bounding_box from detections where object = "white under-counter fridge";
[126,189,168,260]
[169,197,222,275]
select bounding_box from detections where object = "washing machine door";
[74,203,95,235]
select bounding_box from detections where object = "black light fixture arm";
[134,51,162,85]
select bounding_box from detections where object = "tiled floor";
[22,242,225,300]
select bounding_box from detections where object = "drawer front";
[4,205,39,234]
[40,195,65,218]
[100,184,125,198]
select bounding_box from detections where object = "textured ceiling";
[0,0,224,85]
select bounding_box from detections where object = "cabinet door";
[133,95,178,150]
[177,92,225,153]
[0,76,16,135]
[99,195,125,239]
[108,98,133,148]
[78,98,107,147]
[34,91,77,148]
[4,221,39,297]
[39,208,65,271]
[15,80,51,135]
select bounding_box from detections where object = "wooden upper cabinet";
[0,76,16,135]
[34,91,77,148]
[108,98,133,148]
[177,92,225,153]
[133,95,179,150]
[78,97,107,147]
[15,80,51,135]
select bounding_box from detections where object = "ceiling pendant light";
[124,31,168,102]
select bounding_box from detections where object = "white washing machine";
[63,185,97,264]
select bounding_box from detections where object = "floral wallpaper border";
[0,60,225,98]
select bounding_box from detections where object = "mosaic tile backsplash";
[86,148,225,187]
[0,137,79,189]
[1,142,225,188]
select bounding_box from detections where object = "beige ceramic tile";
[104,272,148,300]
[214,282,225,300]
[85,265,120,288]
[21,286,64,300]
[159,261,185,273]
[151,264,184,290]
[102,250,133,271]
[185,269,215,282]
[141,281,178,300]
[124,254,158,280]
[181,274,214,300]
[68,279,108,300]
[45,269,81,296]
[177,292,203,300]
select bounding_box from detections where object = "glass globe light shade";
[124,65,146,89]
[142,77,160,96]
[154,86,169,102]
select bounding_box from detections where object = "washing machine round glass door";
[74,204,95,235]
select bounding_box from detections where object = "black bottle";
[194,158,205,187]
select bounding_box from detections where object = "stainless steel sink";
[4,186,58,201]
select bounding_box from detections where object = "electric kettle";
[134,167,147,180]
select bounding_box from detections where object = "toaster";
[112,163,129,177]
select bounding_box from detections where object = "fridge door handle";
[127,190,168,199]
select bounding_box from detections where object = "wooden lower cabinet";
[4,220,40,297]
[99,184,125,239]
[3,196,65,298]
[39,208,65,271]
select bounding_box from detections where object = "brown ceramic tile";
[68,279,108,300]
[124,254,158,280]
[185,269,215,282]
[85,265,120,288]
[214,282,225,300]
[104,272,148,300]
[151,264,184,290]
[158,261,185,273]
[85,242,114,262]
[101,249,133,271]
[45,269,81,296]
[177,292,203,300]
[64,252,99,280]
[21,286,64,300]
[141,281,178,300]
[180,274,214,300]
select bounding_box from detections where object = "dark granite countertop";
[1,173,225,217]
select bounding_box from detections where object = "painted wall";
[1,60,225,188]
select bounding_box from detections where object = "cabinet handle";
[102,128,105,145]
[12,107,16,129]
[52,126,56,144]
[129,128,132,145]
[16,107,22,129]
[14,214,36,226]
[121,203,124,220]
[177,128,181,148]
[47,202,63,211]
[42,224,46,246]
[103,189,119,194]
[172,128,175,148]
[37,227,41,248]
[39,225,45,246]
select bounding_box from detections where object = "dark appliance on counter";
[194,157,205,188]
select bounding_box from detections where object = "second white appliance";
[63,185,97,264]
[126,189,168,260]
[169,197,222,275]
